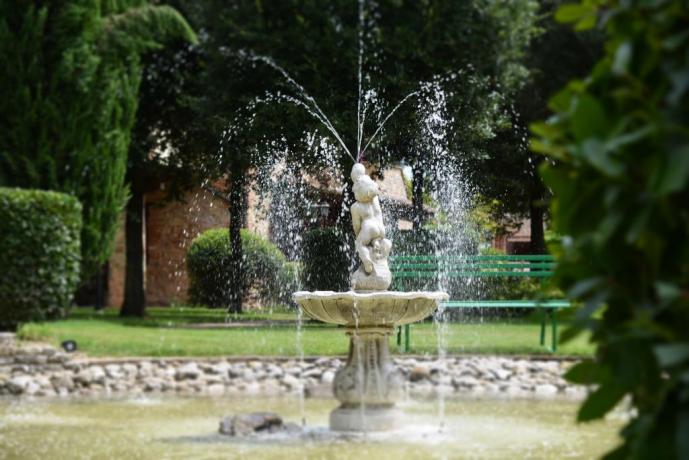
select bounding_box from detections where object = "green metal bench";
[389,254,571,352]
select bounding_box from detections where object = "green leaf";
[570,94,608,141]
[555,3,595,24]
[559,323,584,343]
[580,139,625,177]
[578,384,627,422]
[654,344,689,368]
[568,277,604,299]
[612,42,632,75]
[565,360,606,384]
[649,147,689,195]
[679,410,689,460]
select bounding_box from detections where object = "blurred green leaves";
[532,1,689,458]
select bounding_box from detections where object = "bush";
[301,227,350,291]
[187,228,296,308]
[0,188,82,330]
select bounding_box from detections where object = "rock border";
[0,339,586,400]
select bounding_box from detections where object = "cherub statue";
[350,163,392,291]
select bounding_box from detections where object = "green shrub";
[0,188,82,330]
[186,228,296,308]
[301,227,350,291]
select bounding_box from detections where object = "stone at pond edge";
[219,412,294,436]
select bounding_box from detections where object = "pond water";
[0,395,621,459]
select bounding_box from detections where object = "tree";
[532,1,689,457]
[470,0,602,252]
[0,0,195,286]
[165,0,539,311]
[120,33,202,317]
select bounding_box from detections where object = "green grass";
[17,307,594,357]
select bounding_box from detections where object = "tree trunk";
[227,169,246,314]
[412,163,425,230]
[120,176,146,317]
[530,197,546,254]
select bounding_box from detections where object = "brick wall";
[107,180,269,307]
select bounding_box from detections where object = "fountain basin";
[292,291,448,329]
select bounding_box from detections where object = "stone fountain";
[293,163,448,432]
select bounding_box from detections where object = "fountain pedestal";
[292,290,448,431]
[330,326,403,431]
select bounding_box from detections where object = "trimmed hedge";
[0,188,82,330]
[300,227,350,291]
[187,228,298,308]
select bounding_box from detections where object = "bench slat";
[394,271,554,278]
[442,300,570,308]
[390,262,555,270]
[391,254,555,262]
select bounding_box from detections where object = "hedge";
[300,227,350,291]
[0,188,82,330]
[186,228,298,308]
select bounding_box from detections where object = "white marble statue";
[350,163,392,291]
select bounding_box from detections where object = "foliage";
[468,0,602,251]
[532,1,689,458]
[186,228,295,308]
[0,0,195,280]
[301,227,350,291]
[0,188,82,330]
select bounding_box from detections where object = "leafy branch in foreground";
[532,1,689,458]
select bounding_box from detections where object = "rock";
[25,380,42,395]
[282,374,301,389]
[492,368,512,381]
[219,412,284,436]
[137,361,154,378]
[14,354,48,365]
[409,366,431,382]
[74,368,93,385]
[535,384,558,397]
[122,363,138,377]
[301,368,321,379]
[176,362,201,380]
[144,377,164,392]
[207,384,225,396]
[321,370,335,384]
[90,366,106,384]
[209,363,230,375]
[241,369,256,381]
[248,361,264,370]
[8,375,36,394]
[453,376,479,388]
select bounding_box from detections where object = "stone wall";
[1,339,586,400]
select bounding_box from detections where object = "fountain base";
[293,290,448,432]
[330,406,403,432]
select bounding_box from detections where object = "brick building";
[105,165,414,307]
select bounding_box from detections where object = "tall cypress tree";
[0,0,195,280]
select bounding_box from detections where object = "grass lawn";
[18,307,594,358]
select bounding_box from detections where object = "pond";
[0,395,622,459]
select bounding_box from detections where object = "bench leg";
[540,310,546,346]
[397,326,402,348]
[404,324,411,353]
[551,310,558,352]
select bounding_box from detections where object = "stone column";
[330,327,403,431]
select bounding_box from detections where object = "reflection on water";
[0,395,620,459]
